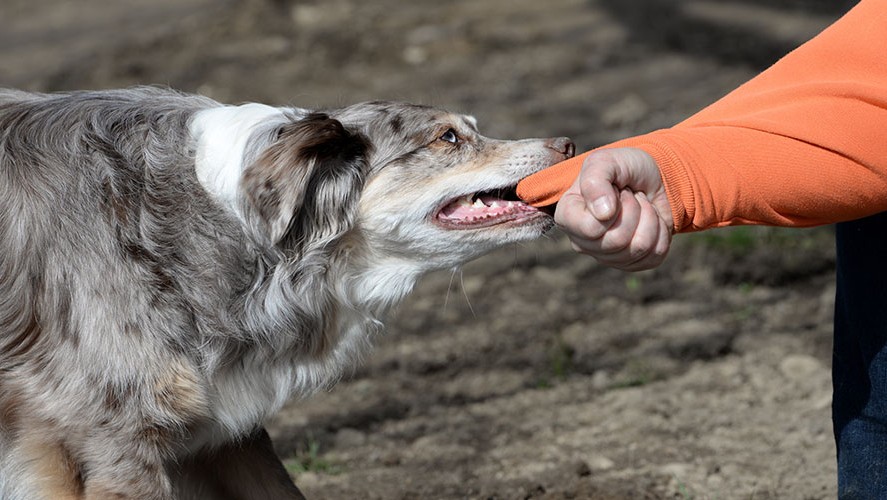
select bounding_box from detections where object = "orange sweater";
[516,0,887,232]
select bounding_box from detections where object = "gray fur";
[0,87,567,499]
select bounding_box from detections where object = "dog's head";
[195,101,573,270]
[191,101,573,359]
[333,101,574,268]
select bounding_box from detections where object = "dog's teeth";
[472,198,485,208]
[457,195,473,206]
[489,200,501,208]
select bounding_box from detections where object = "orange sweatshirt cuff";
[515,133,695,232]
[514,152,588,208]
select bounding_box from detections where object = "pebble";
[779,354,824,382]
[587,455,615,471]
[660,462,694,478]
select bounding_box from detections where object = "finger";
[596,190,642,255]
[577,152,622,221]
[622,219,673,271]
[653,218,672,259]
[575,194,670,271]
[626,192,663,261]
[640,194,673,266]
[618,195,668,271]
[555,184,617,241]
[565,190,639,257]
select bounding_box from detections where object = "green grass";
[692,226,757,253]
[687,225,833,254]
[609,359,659,389]
[284,439,342,476]
[676,478,695,500]
[547,338,575,380]
[535,336,576,389]
[625,275,643,293]
[673,475,711,500]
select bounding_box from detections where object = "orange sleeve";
[516,0,887,232]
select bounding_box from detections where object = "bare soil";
[1,0,854,498]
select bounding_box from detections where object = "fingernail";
[591,196,613,219]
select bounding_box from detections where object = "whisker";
[444,266,459,311]
[459,269,477,318]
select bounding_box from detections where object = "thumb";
[575,150,625,222]
[578,147,667,216]
[555,174,619,241]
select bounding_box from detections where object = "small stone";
[590,370,611,390]
[587,455,615,471]
[779,354,824,382]
[402,46,427,65]
[660,462,693,478]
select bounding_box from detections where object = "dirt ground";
[1,0,857,498]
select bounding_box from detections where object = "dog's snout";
[546,137,575,159]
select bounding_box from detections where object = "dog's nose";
[546,137,575,158]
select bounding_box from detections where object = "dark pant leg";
[833,211,887,498]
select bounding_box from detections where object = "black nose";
[546,137,575,158]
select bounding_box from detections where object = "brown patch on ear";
[241,113,369,244]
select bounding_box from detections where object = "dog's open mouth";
[434,187,550,229]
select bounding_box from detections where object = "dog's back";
[0,88,229,370]
[0,89,261,499]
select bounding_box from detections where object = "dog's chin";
[432,186,553,233]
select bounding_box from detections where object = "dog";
[0,87,574,499]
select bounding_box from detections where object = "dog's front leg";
[79,433,176,500]
[10,419,177,500]
[175,427,306,500]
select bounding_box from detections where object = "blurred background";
[1,0,857,497]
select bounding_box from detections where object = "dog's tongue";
[515,153,588,207]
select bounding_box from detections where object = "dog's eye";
[439,128,459,144]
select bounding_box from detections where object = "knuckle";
[629,234,656,259]
[603,228,633,252]
[576,215,610,241]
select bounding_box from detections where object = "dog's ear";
[241,113,369,246]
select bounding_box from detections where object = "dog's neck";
[188,104,437,433]
[203,249,429,438]
[325,246,432,362]
[347,254,427,315]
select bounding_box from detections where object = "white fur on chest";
[206,258,425,439]
[206,310,381,439]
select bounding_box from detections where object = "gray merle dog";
[0,87,574,499]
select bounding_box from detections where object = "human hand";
[554,148,674,271]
